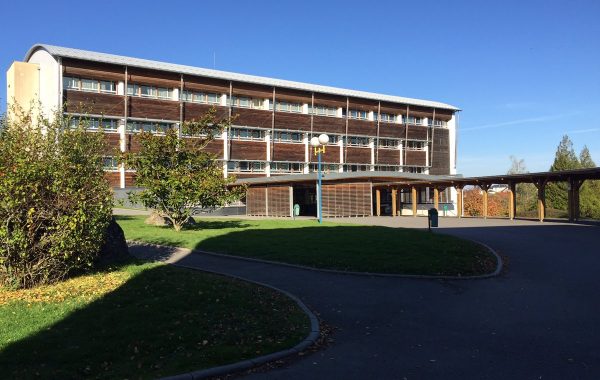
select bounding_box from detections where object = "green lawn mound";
[117,216,497,276]
[0,261,309,379]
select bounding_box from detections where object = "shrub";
[0,107,113,288]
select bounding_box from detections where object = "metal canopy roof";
[25,44,459,111]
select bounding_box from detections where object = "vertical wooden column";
[376,189,381,217]
[433,187,439,210]
[456,185,463,218]
[392,188,397,217]
[480,184,490,219]
[534,180,547,222]
[411,186,418,217]
[508,182,516,220]
[568,178,584,222]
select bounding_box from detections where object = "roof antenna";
[213,52,216,69]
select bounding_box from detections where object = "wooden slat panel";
[233,108,272,128]
[183,103,229,120]
[312,115,346,134]
[347,119,377,136]
[124,172,137,187]
[379,102,408,116]
[274,112,311,131]
[430,128,450,175]
[246,187,267,216]
[377,149,400,165]
[408,105,433,119]
[182,138,224,156]
[348,98,378,112]
[104,172,121,187]
[128,97,179,120]
[272,143,305,162]
[235,173,267,179]
[378,124,406,138]
[103,133,121,155]
[275,88,312,103]
[308,145,339,163]
[406,126,428,140]
[184,75,230,93]
[322,182,371,217]
[63,58,124,82]
[230,140,266,160]
[128,67,180,87]
[232,82,273,98]
[345,147,371,163]
[313,93,347,108]
[405,150,427,166]
[125,134,168,152]
[267,186,291,217]
[64,90,124,116]
[434,109,453,122]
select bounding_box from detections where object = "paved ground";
[129,216,600,379]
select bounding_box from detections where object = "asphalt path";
[131,217,600,379]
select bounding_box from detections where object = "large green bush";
[0,108,113,288]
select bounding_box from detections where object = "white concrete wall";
[27,49,60,120]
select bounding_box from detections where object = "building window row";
[271,162,304,173]
[374,112,397,123]
[405,141,426,151]
[126,121,173,134]
[181,90,220,104]
[310,163,339,173]
[127,83,173,100]
[63,76,116,94]
[346,109,368,120]
[227,160,265,173]
[346,136,370,147]
[102,156,120,170]
[309,105,338,117]
[228,96,263,109]
[230,127,265,141]
[343,164,371,172]
[273,131,303,143]
[271,101,303,113]
[67,116,119,131]
[374,165,400,171]
[378,138,399,149]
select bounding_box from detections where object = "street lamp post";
[310,134,329,224]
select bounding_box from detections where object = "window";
[126,121,172,134]
[63,76,116,94]
[405,116,423,125]
[227,161,265,173]
[406,166,425,174]
[230,128,265,141]
[273,131,303,143]
[428,119,447,127]
[375,165,399,171]
[378,138,398,149]
[405,141,425,150]
[348,109,368,120]
[271,162,303,173]
[310,163,338,173]
[345,136,370,147]
[274,101,302,113]
[127,83,173,100]
[68,117,118,131]
[229,96,263,109]
[309,105,338,117]
[102,157,119,170]
[374,112,397,123]
[181,90,221,104]
[343,164,370,172]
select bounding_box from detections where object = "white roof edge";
[25,44,460,111]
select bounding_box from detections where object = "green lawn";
[0,261,309,379]
[117,216,497,276]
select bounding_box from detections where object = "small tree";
[123,108,244,231]
[546,135,580,211]
[578,146,600,219]
[0,106,113,288]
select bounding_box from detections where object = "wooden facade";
[246,186,291,217]
[59,55,456,188]
[322,183,372,217]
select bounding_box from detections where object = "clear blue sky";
[2,0,599,176]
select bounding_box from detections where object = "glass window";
[63,77,80,90]
[127,84,137,96]
[208,93,220,104]
[81,79,99,91]
[140,85,156,97]
[102,157,119,170]
[349,110,368,120]
[346,136,370,147]
[157,87,171,99]
[100,81,115,93]
[378,139,398,149]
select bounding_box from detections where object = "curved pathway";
[130,217,600,379]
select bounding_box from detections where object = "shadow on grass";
[0,263,308,380]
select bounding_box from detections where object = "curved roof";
[25,44,460,111]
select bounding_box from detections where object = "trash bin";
[428,208,438,228]
[293,204,300,217]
